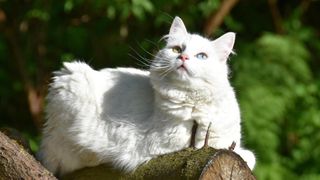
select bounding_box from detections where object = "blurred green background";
[0,0,319,179]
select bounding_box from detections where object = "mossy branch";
[62,147,255,180]
[0,130,255,180]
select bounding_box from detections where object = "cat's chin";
[173,67,191,81]
[177,66,189,75]
[150,67,206,88]
[167,69,204,88]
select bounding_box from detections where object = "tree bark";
[0,131,56,180]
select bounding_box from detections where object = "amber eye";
[172,46,182,53]
[195,52,208,60]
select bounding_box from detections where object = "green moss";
[63,147,218,180]
[182,147,217,178]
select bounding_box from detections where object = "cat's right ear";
[169,16,187,35]
[212,32,236,62]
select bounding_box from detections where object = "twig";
[228,141,236,151]
[203,122,212,148]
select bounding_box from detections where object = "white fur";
[38,17,255,176]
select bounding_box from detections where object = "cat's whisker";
[149,58,172,69]
[129,45,174,70]
[159,65,175,79]
[129,55,150,69]
[128,53,151,68]
[150,63,172,72]
[144,39,160,50]
[137,44,159,59]
[129,47,172,70]
[129,47,153,65]
[150,61,171,68]
[129,52,151,63]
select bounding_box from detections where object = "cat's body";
[38,17,255,176]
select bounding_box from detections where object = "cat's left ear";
[169,16,188,36]
[212,32,235,62]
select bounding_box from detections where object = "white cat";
[38,16,255,176]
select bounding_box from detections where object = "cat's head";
[150,16,235,89]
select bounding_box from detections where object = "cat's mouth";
[177,64,192,76]
[178,64,186,70]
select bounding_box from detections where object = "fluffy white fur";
[38,17,255,176]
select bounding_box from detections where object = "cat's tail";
[48,61,98,105]
[54,61,93,76]
[39,61,102,176]
[234,148,256,170]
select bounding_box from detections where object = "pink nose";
[179,54,189,61]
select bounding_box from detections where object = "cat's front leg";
[193,120,212,149]
[191,106,214,149]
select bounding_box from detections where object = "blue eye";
[195,52,208,60]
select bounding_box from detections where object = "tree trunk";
[0,131,255,180]
[0,131,56,180]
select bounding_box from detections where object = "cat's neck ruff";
[151,77,235,108]
[151,81,214,105]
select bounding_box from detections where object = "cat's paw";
[234,148,256,170]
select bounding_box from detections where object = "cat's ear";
[169,16,187,35]
[212,32,235,62]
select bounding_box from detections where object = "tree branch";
[2,8,45,131]
[203,0,240,36]
[0,130,255,179]
[267,0,285,34]
[62,147,255,180]
[0,131,56,179]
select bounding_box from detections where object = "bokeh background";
[0,0,319,179]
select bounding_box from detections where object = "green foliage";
[0,0,319,179]
[232,33,320,179]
